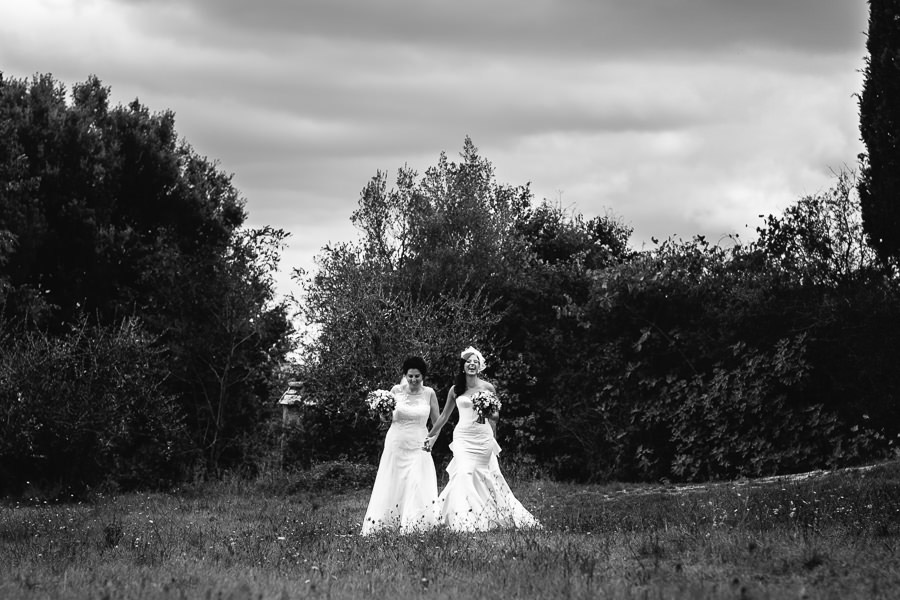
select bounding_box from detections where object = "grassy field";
[1,460,899,599]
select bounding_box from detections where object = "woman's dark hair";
[402,356,428,376]
[452,358,467,396]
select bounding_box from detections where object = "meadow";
[1,460,899,599]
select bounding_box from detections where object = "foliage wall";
[0,318,187,495]
[550,171,899,481]
[0,73,293,493]
[3,71,898,490]
[295,141,900,483]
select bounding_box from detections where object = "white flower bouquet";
[366,389,396,420]
[471,390,501,423]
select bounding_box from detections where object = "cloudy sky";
[1,1,870,299]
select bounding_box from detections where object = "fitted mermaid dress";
[437,394,540,531]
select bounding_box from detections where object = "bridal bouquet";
[471,390,501,423]
[366,389,396,419]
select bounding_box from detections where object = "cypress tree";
[858,0,900,261]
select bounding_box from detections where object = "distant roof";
[278,381,313,406]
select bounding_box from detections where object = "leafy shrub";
[253,458,378,496]
[0,317,189,496]
[542,171,900,482]
[666,336,840,480]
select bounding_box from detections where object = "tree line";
[290,141,899,482]
[0,73,292,495]
[2,0,898,495]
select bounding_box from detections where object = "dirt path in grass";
[586,460,892,502]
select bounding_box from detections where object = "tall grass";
[2,461,899,599]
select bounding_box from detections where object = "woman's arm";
[485,382,499,435]
[487,413,498,436]
[427,387,441,427]
[424,388,456,448]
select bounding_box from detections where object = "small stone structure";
[277,380,305,466]
[278,380,305,426]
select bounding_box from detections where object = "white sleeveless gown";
[361,390,439,535]
[437,394,540,531]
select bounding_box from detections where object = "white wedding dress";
[437,394,540,531]
[361,390,440,535]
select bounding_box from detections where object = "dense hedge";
[0,318,188,496]
[535,179,900,482]
[294,160,900,483]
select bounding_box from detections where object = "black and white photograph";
[1,1,898,598]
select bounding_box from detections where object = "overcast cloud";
[1,0,869,298]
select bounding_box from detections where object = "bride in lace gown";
[361,357,441,535]
[424,347,540,531]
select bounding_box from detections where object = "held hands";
[422,436,436,452]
